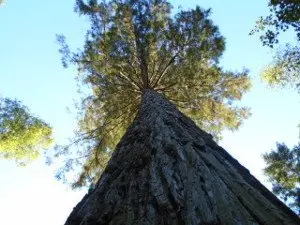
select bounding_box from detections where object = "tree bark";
[65,89,300,225]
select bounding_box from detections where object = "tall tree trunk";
[65,90,300,225]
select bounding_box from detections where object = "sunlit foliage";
[263,143,300,215]
[261,45,300,90]
[54,0,251,188]
[0,98,53,166]
[251,1,300,90]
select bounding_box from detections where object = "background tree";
[251,1,300,214]
[251,0,300,90]
[263,143,300,215]
[0,97,53,166]
[54,0,251,188]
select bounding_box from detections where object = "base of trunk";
[65,90,300,225]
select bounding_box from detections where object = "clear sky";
[0,1,299,224]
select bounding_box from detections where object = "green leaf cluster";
[0,98,53,166]
[251,0,300,48]
[263,143,300,215]
[55,0,251,188]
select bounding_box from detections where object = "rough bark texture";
[65,90,300,225]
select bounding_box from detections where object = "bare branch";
[151,51,181,88]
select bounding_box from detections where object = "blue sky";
[0,1,299,224]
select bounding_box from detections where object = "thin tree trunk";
[65,89,300,225]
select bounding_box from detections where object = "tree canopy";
[55,0,251,188]
[263,143,300,215]
[0,97,53,166]
[251,0,300,90]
